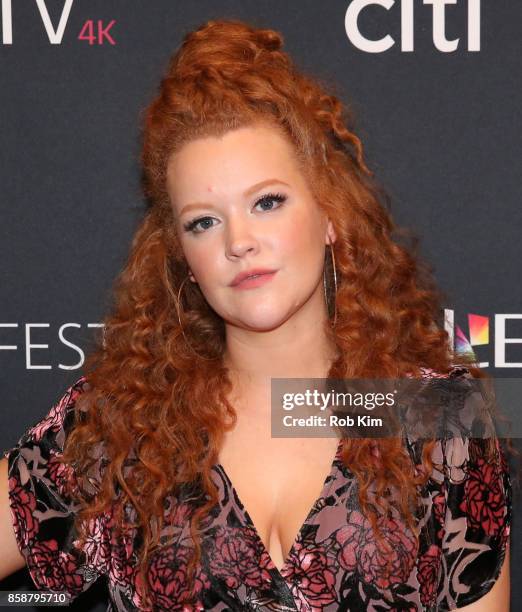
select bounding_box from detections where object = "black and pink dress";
[2,366,512,611]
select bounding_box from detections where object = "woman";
[0,19,512,611]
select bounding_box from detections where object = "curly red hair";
[59,19,499,609]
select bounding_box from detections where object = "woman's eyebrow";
[179,178,290,216]
[243,178,290,197]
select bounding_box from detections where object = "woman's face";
[166,123,336,332]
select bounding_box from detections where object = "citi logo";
[345,0,481,52]
[1,0,115,45]
[444,309,522,369]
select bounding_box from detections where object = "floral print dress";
[2,366,512,611]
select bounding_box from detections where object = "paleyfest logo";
[0,310,521,370]
[345,0,482,52]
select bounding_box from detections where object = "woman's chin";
[227,308,293,332]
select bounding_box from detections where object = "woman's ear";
[325,218,337,246]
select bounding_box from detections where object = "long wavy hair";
[59,18,505,610]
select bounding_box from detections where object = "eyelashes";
[182,192,288,235]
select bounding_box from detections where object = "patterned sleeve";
[2,378,110,601]
[434,369,512,610]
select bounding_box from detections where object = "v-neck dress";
[2,366,512,611]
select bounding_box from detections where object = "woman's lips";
[231,270,278,289]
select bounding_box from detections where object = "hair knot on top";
[171,19,289,83]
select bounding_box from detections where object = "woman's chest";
[216,429,342,572]
[109,438,437,611]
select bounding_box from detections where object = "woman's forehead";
[166,126,303,201]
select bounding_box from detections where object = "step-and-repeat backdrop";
[1,2,520,609]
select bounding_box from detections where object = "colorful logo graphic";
[444,309,522,369]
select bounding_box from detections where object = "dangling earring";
[175,275,217,361]
[323,242,338,328]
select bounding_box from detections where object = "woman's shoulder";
[3,376,111,599]
[15,376,91,447]
[405,362,508,469]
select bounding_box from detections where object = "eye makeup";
[182,191,288,234]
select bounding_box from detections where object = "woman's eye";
[183,216,216,234]
[254,192,287,212]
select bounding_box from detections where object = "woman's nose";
[224,217,259,259]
